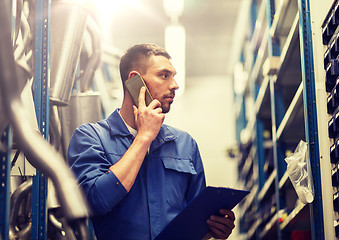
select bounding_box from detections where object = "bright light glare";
[88,1,140,26]
[92,0,141,15]
[163,0,184,19]
[85,0,143,44]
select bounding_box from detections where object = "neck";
[120,94,137,129]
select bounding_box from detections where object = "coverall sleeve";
[67,124,127,216]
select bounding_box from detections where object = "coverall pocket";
[161,157,197,175]
[161,157,197,213]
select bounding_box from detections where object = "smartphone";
[125,74,153,107]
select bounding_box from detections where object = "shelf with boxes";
[233,0,316,239]
[320,1,339,239]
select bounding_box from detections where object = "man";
[68,44,235,239]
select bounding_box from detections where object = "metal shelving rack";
[233,0,337,239]
[0,0,51,239]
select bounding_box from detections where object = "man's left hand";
[205,209,235,239]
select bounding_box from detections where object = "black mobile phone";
[125,74,153,107]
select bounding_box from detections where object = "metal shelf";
[276,13,300,84]
[257,77,272,122]
[244,0,267,79]
[249,26,269,87]
[270,0,299,38]
[239,147,255,180]
[258,169,276,202]
[249,0,267,53]
[239,185,259,218]
[280,202,310,231]
[246,218,261,240]
[279,169,291,189]
[277,82,305,144]
[255,76,270,115]
[259,213,278,239]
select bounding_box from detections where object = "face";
[141,55,179,113]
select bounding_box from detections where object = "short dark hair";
[119,44,171,83]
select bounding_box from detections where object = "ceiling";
[107,0,242,78]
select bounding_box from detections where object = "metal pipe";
[0,0,89,222]
[9,179,32,240]
[13,0,23,45]
[79,16,101,92]
[49,105,62,151]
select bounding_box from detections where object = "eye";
[160,73,169,79]
[159,70,173,79]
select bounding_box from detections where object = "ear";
[128,71,140,79]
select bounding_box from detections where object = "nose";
[171,77,179,91]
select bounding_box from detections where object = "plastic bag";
[284,140,314,204]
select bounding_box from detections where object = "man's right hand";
[133,86,165,142]
[109,87,164,192]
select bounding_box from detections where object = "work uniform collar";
[151,124,177,151]
[106,109,132,137]
[106,109,177,146]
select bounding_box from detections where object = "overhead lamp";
[165,23,186,96]
[163,0,184,21]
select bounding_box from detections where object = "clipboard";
[154,186,250,240]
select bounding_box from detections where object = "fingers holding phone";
[125,74,153,107]
[137,86,155,108]
[134,86,165,142]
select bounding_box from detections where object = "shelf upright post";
[31,0,51,239]
[297,0,324,239]
[0,128,12,240]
